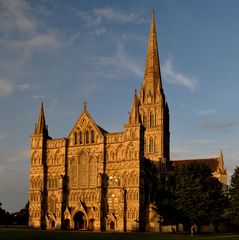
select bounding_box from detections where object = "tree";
[0,202,10,225]
[155,162,228,231]
[173,162,227,231]
[155,176,180,227]
[228,166,239,226]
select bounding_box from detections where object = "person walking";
[191,224,195,237]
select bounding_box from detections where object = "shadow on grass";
[0,228,239,240]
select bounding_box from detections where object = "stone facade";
[28,10,227,232]
[28,11,170,231]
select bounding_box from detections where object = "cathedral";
[28,10,226,231]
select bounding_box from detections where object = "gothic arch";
[70,157,77,188]
[106,146,115,162]
[89,156,97,187]
[150,111,155,127]
[54,150,61,165]
[48,194,57,213]
[47,153,54,166]
[149,137,154,153]
[31,151,40,166]
[116,144,124,161]
[78,151,89,188]
[126,142,134,160]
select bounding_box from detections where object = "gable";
[68,109,107,146]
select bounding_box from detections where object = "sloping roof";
[172,157,220,172]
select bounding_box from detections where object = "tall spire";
[141,9,163,104]
[35,102,48,135]
[128,89,140,124]
[219,149,224,171]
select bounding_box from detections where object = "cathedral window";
[70,158,77,187]
[89,157,97,187]
[74,132,78,145]
[85,131,89,144]
[78,152,88,188]
[49,196,56,213]
[79,131,83,144]
[91,130,95,143]
[150,112,155,127]
[149,137,154,153]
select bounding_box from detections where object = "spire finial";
[141,8,163,104]
[35,102,48,135]
[83,98,87,110]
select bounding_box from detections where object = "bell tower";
[139,10,170,166]
[29,103,50,229]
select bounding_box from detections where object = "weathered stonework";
[28,10,227,232]
[28,10,168,231]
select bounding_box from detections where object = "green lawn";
[0,229,239,240]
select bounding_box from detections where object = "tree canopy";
[228,166,239,225]
[155,162,227,230]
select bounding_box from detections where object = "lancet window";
[85,131,89,144]
[74,132,78,145]
[79,131,83,144]
[91,130,95,143]
[150,112,155,127]
[149,137,154,153]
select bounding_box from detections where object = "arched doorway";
[110,221,115,231]
[89,219,95,230]
[73,211,86,230]
[64,219,70,230]
[50,220,55,229]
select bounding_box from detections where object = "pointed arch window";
[74,132,78,145]
[149,137,154,153]
[150,112,155,127]
[78,152,88,188]
[79,131,83,144]
[85,131,89,144]
[49,196,57,213]
[91,130,95,143]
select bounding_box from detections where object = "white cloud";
[0,0,61,57]
[77,7,145,27]
[17,83,30,91]
[0,79,14,96]
[89,27,107,37]
[10,34,61,57]
[162,58,199,92]
[0,0,36,34]
[195,109,216,115]
[69,31,81,45]
[94,7,145,23]
[97,42,143,77]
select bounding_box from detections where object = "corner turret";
[34,102,49,136]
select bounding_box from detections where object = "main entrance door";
[73,211,86,230]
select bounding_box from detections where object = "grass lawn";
[0,229,239,240]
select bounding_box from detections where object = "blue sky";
[1,0,239,212]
